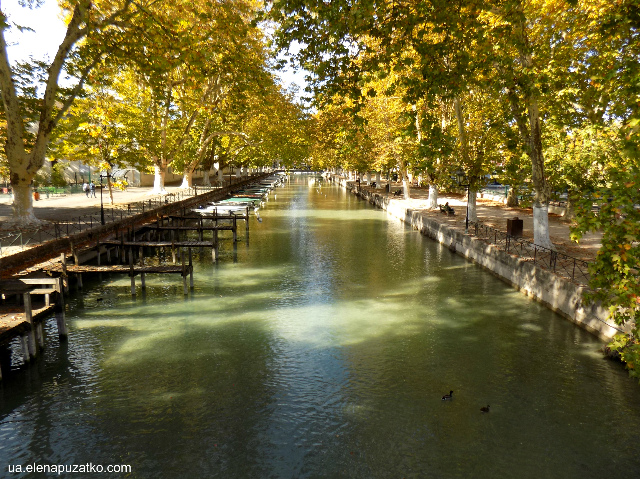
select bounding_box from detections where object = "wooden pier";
[0,275,67,379]
[0,174,275,381]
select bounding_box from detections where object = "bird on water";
[481,405,490,413]
[442,390,453,400]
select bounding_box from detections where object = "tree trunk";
[468,188,478,222]
[107,176,114,205]
[401,167,411,199]
[180,170,194,189]
[7,182,40,228]
[203,170,211,186]
[151,165,167,195]
[506,186,519,207]
[564,192,576,221]
[529,96,554,249]
[428,184,439,209]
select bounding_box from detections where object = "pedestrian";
[90,181,96,198]
[83,182,89,197]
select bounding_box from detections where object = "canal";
[1,175,640,478]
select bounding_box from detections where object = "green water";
[1,176,640,478]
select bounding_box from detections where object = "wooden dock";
[0,275,67,379]
[0,175,273,381]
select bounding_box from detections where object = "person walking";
[89,181,96,198]
[83,182,89,197]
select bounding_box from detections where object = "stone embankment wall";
[351,185,621,341]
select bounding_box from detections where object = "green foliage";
[572,164,640,379]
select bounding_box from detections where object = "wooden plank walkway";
[167,214,247,221]
[43,264,188,275]
[151,225,235,231]
[0,303,54,345]
[100,240,215,248]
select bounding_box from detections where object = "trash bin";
[507,217,523,237]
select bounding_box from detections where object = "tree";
[0,0,143,227]
[53,82,138,203]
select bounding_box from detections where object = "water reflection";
[1,176,640,478]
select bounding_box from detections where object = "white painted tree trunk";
[376,172,381,184]
[151,165,167,195]
[203,170,211,186]
[366,172,372,183]
[533,205,554,249]
[467,189,478,222]
[6,183,40,228]
[428,184,439,209]
[180,170,193,189]
[236,169,241,179]
[402,177,411,199]
[218,169,224,186]
[506,187,519,207]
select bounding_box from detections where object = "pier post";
[246,207,249,233]
[77,273,83,290]
[233,215,238,242]
[61,253,69,293]
[129,249,136,296]
[189,248,194,289]
[107,247,111,263]
[172,242,176,264]
[55,278,68,339]
[20,334,30,362]
[70,241,79,265]
[23,293,37,358]
[181,252,188,295]
[97,238,101,265]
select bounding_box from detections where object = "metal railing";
[0,187,216,257]
[468,220,591,286]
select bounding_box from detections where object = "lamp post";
[455,169,470,233]
[99,172,111,225]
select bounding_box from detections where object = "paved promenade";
[358,183,602,264]
[1,181,602,264]
[0,186,184,224]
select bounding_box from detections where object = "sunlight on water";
[1,176,640,478]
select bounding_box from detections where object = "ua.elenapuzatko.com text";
[7,462,132,475]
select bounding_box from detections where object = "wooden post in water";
[172,241,176,264]
[181,252,188,295]
[70,241,79,265]
[129,248,136,296]
[140,246,146,289]
[189,248,194,289]
[233,214,238,242]
[120,232,126,264]
[55,277,68,339]
[76,273,83,290]
[213,228,219,261]
[96,237,101,265]
[60,253,69,293]
[246,207,249,234]
[20,334,30,362]
[23,293,37,358]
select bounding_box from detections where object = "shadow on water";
[1,177,640,478]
